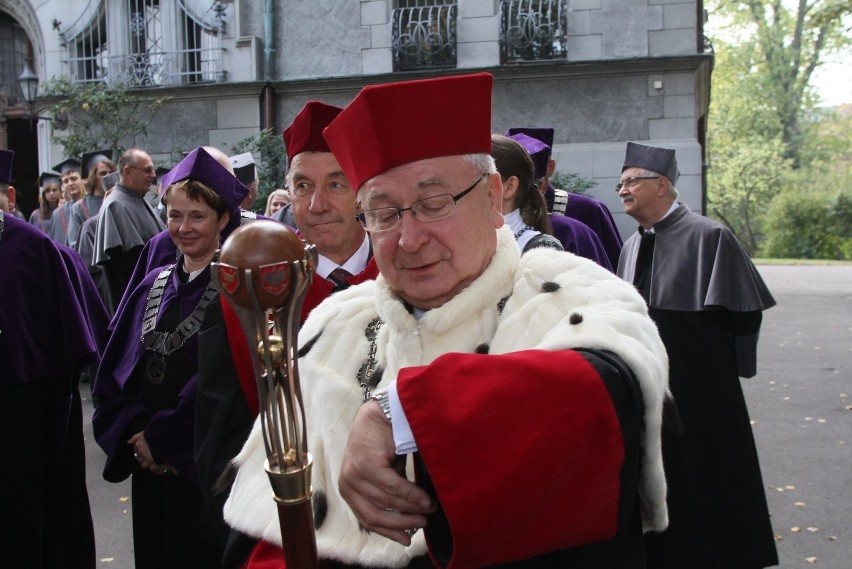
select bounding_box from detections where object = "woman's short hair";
[161,179,229,219]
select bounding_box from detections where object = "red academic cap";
[323,72,494,191]
[283,101,342,166]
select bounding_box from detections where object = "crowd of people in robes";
[0,71,780,569]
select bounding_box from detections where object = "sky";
[811,57,851,108]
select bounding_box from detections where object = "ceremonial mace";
[211,220,319,568]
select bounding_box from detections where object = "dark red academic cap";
[283,102,342,166]
[0,149,14,185]
[323,72,494,191]
[160,147,249,211]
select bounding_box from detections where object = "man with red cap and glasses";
[222,74,669,568]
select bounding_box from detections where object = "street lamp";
[17,62,67,129]
[18,61,39,105]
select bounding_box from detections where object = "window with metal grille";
[499,0,567,64]
[392,0,457,71]
[60,0,225,86]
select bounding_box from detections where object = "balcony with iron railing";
[392,4,457,71]
[500,0,567,64]
[66,48,225,86]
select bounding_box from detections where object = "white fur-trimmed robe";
[224,226,669,567]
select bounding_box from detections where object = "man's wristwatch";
[369,390,392,424]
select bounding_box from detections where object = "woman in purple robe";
[92,148,247,569]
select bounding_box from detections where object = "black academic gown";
[618,204,779,569]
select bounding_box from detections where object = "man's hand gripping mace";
[211,221,319,568]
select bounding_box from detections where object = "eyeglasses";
[127,165,156,175]
[357,174,487,232]
[615,176,660,192]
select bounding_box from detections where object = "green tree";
[40,77,169,160]
[708,0,852,168]
[230,128,287,213]
[762,187,850,259]
[550,171,597,195]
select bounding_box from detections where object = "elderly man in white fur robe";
[222,72,670,569]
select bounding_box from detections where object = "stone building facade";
[2,0,711,237]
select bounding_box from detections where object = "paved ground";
[82,264,852,568]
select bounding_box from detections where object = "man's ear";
[486,173,504,228]
[7,186,16,209]
[546,158,556,178]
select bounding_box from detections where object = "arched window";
[0,10,35,105]
[60,0,225,86]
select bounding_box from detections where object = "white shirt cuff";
[387,380,418,454]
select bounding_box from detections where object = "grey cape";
[618,203,775,377]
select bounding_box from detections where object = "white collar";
[315,233,370,279]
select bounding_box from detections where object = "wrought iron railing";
[392,4,457,71]
[66,48,224,86]
[499,0,567,64]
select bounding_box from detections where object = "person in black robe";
[0,149,107,569]
[616,141,779,569]
[92,147,249,569]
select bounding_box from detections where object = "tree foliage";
[229,128,287,213]
[762,187,852,259]
[40,77,169,160]
[708,0,852,167]
[550,170,597,195]
[706,1,852,258]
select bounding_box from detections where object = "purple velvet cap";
[622,141,680,184]
[505,127,554,156]
[0,149,14,185]
[508,133,550,180]
[160,147,249,211]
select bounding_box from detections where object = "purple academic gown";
[93,264,209,482]
[0,213,100,569]
[549,213,613,272]
[546,186,623,269]
[92,262,223,568]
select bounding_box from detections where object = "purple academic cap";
[0,149,14,185]
[508,133,551,180]
[160,146,249,211]
[505,127,554,155]
[52,158,81,176]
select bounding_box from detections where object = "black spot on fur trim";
[475,343,490,354]
[298,331,322,358]
[569,313,583,325]
[313,491,328,530]
[542,281,560,293]
[497,295,511,313]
